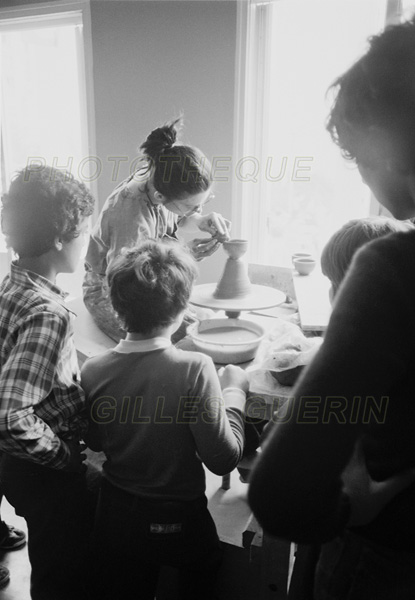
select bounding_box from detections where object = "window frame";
[0,0,97,274]
[232,0,412,264]
[0,0,97,205]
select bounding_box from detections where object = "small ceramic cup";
[292,252,313,265]
[293,257,316,276]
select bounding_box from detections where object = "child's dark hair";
[1,165,95,258]
[321,216,413,296]
[326,18,415,172]
[108,239,198,334]
[139,117,212,201]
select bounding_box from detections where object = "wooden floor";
[0,468,262,600]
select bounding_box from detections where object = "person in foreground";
[0,165,95,599]
[82,239,248,600]
[287,215,414,600]
[249,18,415,600]
[83,116,230,342]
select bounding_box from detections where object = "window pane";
[0,18,87,253]
[248,0,388,266]
[1,24,84,178]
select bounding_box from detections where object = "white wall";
[90,0,238,283]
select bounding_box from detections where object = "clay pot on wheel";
[214,239,252,299]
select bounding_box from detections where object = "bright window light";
[0,11,89,253]
[236,0,414,266]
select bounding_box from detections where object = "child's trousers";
[0,453,92,600]
[90,478,223,600]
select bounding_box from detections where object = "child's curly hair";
[108,239,198,334]
[1,165,95,258]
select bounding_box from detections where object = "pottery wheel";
[190,283,286,318]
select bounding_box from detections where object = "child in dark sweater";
[82,239,248,600]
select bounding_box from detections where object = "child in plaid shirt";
[0,165,95,600]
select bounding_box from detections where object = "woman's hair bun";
[140,117,183,159]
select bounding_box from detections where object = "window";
[0,3,95,264]
[234,0,415,266]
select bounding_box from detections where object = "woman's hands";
[194,212,231,241]
[183,212,231,261]
[188,237,221,261]
[342,440,415,527]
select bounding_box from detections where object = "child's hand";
[342,440,415,527]
[64,440,87,474]
[218,365,249,393]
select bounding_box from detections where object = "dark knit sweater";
[249,230,415,552]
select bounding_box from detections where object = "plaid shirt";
[0,262,87,469]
